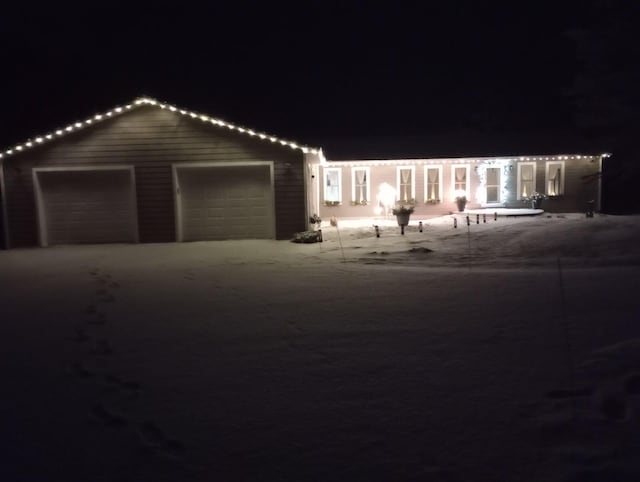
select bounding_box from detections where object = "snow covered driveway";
[2,214,639,481]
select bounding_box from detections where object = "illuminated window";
[324,168,342,203]
[424,165,442,202]
[517,162,536,199]
[396,166,415,202]
[351,167,370,204]
[485,167,501,203]
[451,164,470,200]
[545,161,565,196]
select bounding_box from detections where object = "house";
[0,97,609,249]
[308,153,607,222]
[0,97,323,248]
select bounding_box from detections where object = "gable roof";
[0,96,321,160]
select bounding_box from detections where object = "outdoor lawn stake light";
[483,214,486,223]
[374,225,380,238]
[494,212,498,221]
[476,214,480,224]
[454,218,457,228]
[466,215,470,226]
[419,221,423,232]
[318,229,323,242]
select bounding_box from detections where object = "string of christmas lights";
[322,154,609,167]
[0,97,320,159]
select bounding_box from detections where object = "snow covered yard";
[1,214,640,481]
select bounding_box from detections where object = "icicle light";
[0,96,319,159]
[323,154,606,168]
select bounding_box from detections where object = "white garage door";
[177,164,274,241]
[36,168,137,246]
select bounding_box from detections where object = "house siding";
[319,156,602,220]
[3,106,305,247]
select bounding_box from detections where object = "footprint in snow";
[87,313,107,325]
[100,294,116,303]
[91,403,128,428]
[92,339,114,356]
[623,373,640,395]
[137,421,185,457]
[68,361,95,379]
[102,374,142,394]
[67,327,90,343]
[532,338,640,478]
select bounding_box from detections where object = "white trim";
[0,160,9,248]
[516,162,537,200]
[545,160,566,196]
[351,166,370,204]
[32,165,138,247]
[396,165,415,202]
[323,167,342,204]
[423,164,443,203]
[450,164,470,201]
[172,161,276,242]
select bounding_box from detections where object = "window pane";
[547,163,562,195]
[486,168,499,185]
[325,170,340,201]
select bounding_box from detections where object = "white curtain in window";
[355,169,366,202]
[427,168,439,199]
[401,169,411,183]
[400,169,411,200]
[548,164,561,195]
[455,167,466,191]
[521,165,533,197]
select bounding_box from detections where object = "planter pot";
[395,213,411,226]
[531,199,543,209]
[456,199,467,212]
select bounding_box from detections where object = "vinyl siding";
[3,105,305,247]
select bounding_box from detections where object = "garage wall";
[3,106,306,247]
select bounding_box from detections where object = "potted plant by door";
[524,191,547,209]
[454,190,468,212]
[392,203,414,232]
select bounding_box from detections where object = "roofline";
[0,96,322,160]
[323,153,612,165]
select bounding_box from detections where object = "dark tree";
[568,1,640,212]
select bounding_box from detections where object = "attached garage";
[174,163,275,241]
[33,167,138,246]
[0,97,321,248]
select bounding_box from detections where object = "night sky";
[2,2,638,169]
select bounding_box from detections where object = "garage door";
[177,164,274,241]
[36,168,137,246]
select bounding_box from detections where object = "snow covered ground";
[1,213,639,481]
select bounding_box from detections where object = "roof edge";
[0,96,321,160]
